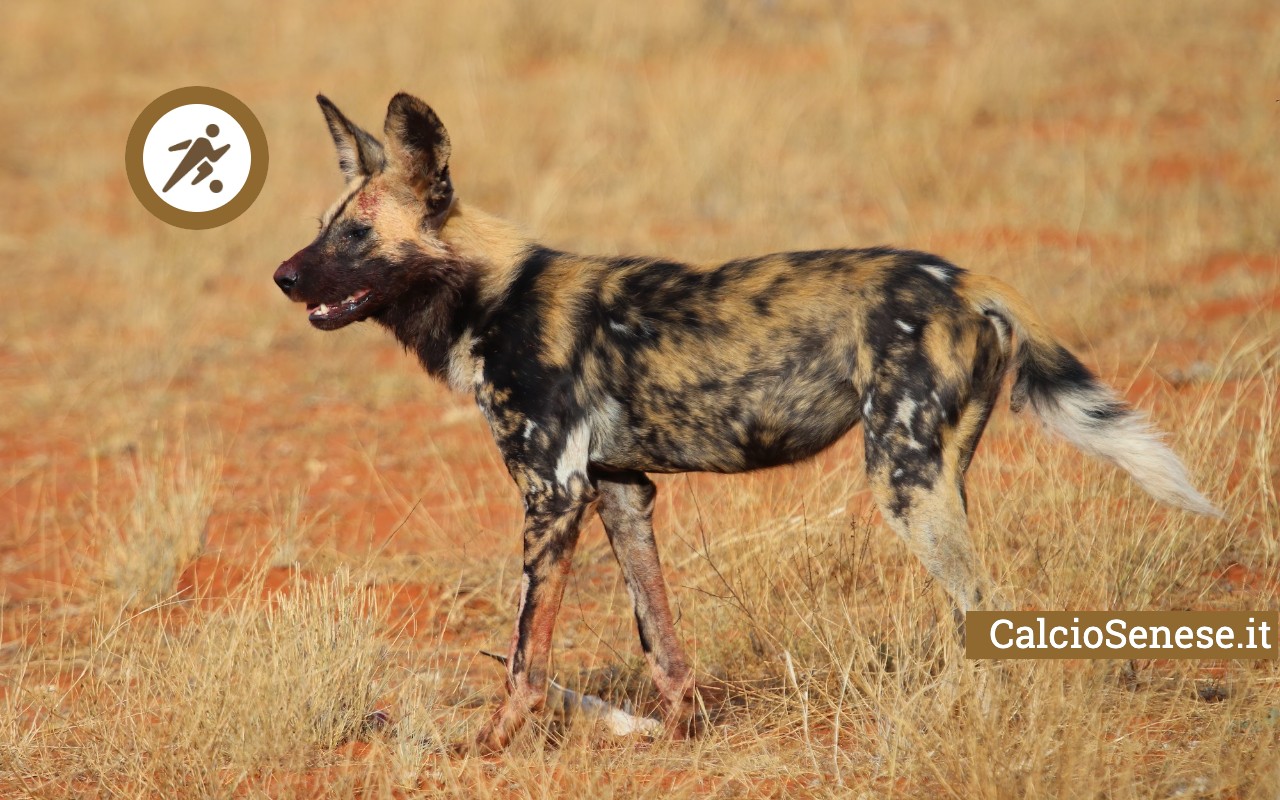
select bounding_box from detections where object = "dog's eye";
[346,225,372,242]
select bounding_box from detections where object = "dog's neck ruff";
[436,201,532,309]
[375,201,530,387]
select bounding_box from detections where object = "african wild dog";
[273,93,1221,752]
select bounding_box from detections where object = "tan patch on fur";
[957,272,1055,351]
[923,318,971,387]
[439,203,533,306]
[355,178,453,260]
[537,257,597,369]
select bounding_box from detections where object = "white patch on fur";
[985,313,1009,350]
[445,332,481,394]
[895,319,915,334]
[1032,385,1222,517]
[588,396,623,461]
[892,468,905,479]
[609,319,631,335]
[515,572,530,625]
[523,419,537,441]
[556,420,592,486]
[863,390,874,418]
[895,396,918,429]
[919,264,951,283]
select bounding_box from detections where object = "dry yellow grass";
[1,0,1278,797]
[96,443,220,609]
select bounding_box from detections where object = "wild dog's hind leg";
[595,470,701,736]
[863,327,1006,627]
[472,472,598,752]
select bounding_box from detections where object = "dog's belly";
[590,371,862,474]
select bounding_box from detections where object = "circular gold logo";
[125,86,269,229]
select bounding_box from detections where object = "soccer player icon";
[163,124,230,193]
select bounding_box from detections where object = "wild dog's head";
[274,93,462,331]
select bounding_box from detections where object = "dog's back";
[475,245,990,475]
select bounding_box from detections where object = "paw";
[664,701,707,740]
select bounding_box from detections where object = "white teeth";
[312,291,368,318]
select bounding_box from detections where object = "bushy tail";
[959,274,1222,517]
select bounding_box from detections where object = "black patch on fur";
[373,243,477,376]
[1017,342,1127,423]
[786,248,848,267]
[510,568,540,674]
[476,246,567,418]
[386,94,454,221]
[635,612,653,653]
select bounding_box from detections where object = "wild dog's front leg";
[595,470,701,737]
[472,476,597,752]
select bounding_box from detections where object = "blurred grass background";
[1,1,1278,797]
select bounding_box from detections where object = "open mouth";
[307,288,372,329]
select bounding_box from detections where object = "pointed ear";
[383,93,454,221]
[316,94,385,182]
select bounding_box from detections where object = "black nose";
[273,264,298,294]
